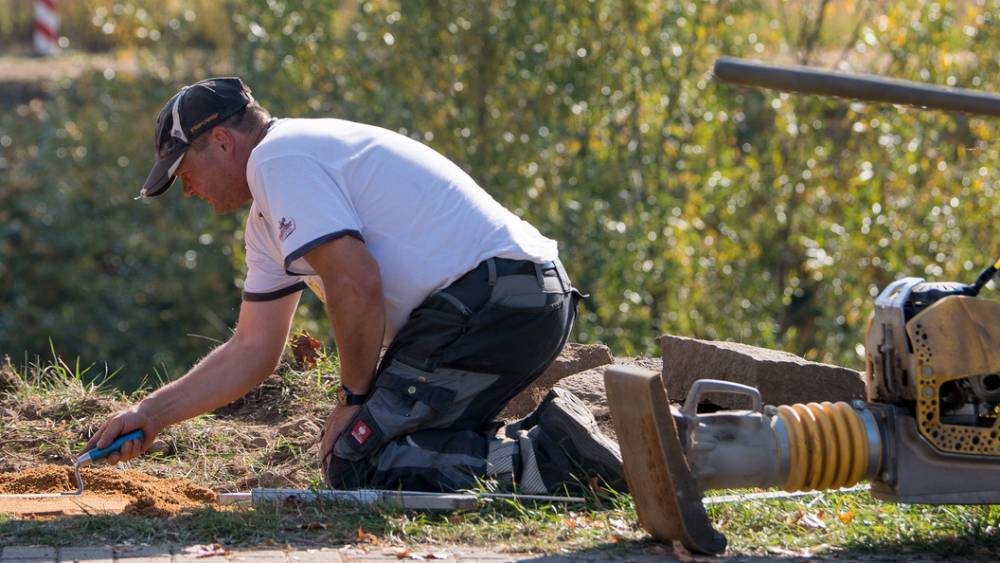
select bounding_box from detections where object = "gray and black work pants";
[325,257,579,492]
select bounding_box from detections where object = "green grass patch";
[2,355,999,558]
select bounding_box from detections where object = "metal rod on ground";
[475,492,586,503]
[702,484,869,505]
[217,488,586,510]
[713,56,1000,117]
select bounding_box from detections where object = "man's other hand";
[320,404,362,469]
[84,406,160,464]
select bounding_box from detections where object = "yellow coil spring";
[776,402,869,492]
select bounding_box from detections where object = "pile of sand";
[0,464,216,518]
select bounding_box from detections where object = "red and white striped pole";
[33,0,60,56]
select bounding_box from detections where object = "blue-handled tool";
[67,430,145,496]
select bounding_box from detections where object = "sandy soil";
[0,464,216,518]
[0,493,130,517]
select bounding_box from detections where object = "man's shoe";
[528,388,628,493]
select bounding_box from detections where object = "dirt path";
[0,50,136,83]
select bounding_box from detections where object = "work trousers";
[325,257,579,491]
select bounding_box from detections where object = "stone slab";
[0,546,56,562]
[286,549,343,562]
[501,343,614,419]
[660,334,865,409]
[228,550,288,561]
[56,546,113,562]
[111,545,172,561]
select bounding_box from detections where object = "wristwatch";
[339,385,370,406]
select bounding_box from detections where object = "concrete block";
[57,546,113,562]
[0,546,55,562]
[660,334,865,409]
[556,357,663,413]
[287,549,342,562]
[112,545,172,561]
[228,549,288,561]
[501,343,614,419]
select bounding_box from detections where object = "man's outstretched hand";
[320,404,362,470]
[84,406,160,464]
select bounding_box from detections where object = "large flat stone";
[57,546,113,562]
[112,544,172,561]
[0,546,56,562]
[501,343,613,419]
[660,334,865,409]
[556,357,663,413]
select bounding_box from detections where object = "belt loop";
[554,259,569,293]
[486,258,497,287]
[533,262,545,288]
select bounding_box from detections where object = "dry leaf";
[357,526,380,544]
[394,547,412,559]
[838,510,856,524]
[182,544,231,559]
[794,511,827,530]
[608,517,630,533]
[784,509,803,525]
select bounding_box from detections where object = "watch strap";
[342,385,370,406]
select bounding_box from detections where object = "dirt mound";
[0,465,216,517]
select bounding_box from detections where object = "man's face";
[175,130,251,214]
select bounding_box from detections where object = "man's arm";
[86,291,301,463]
[303,236,385,463]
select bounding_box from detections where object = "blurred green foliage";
[1,0,997,389]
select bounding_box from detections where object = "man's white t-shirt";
[241,118,558,344]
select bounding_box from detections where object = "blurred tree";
[0,0,996,388]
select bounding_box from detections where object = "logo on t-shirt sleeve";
[278,217,297,241]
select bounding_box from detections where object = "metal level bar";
[713,56,1000,117]
[703,484,869,505]
[216,488,586,510]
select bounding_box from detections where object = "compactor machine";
[605,58,1000,554]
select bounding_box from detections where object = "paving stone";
[111,545,172,561]
[444,550,534,561]
[660,333,865,409]
[286,549,342,562]
[227,550,287,561]
[57,546,113,562]
[1,546,56,562]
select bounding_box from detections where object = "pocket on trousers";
[332,360,446,461]
[393,299,469,367]
[488,274,565,312]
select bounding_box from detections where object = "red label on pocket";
[351,420,373,445]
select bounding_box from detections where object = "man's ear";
[210,126,237,158]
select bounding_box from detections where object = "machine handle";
[683,379,763,418]
[713,56,1000,117]
[78,430,145,465]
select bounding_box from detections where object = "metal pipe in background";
[713,56,1000,117]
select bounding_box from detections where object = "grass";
[1,345,999,559]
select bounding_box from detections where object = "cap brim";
[139,148,186,198]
